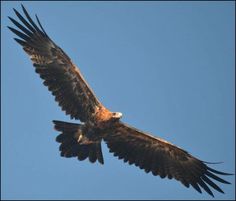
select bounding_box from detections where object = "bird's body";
[8,5,232,197]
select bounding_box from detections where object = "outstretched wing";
[8,5,101,122]
[104,122,232,197]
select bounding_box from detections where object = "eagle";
[8,5,232,197]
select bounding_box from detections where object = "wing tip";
[21,4,27,13]
[206,166,234,176]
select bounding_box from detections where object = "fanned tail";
[53,120,104,164]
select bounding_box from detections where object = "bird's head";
[112,112,123,119]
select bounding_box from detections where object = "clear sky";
[1,1,235,200]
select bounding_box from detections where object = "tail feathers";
[53,120,82,132]
[53,120,104,164]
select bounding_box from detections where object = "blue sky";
[1,1,235,200]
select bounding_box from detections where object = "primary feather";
[8,5,232,197]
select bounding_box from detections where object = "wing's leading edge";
[104,122,233,197]
[8,5,102,122]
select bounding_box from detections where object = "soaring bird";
[8,5,232,197]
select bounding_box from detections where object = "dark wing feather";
[104,122,232,197]
[8,5,101,122]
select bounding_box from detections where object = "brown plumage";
[8,5,232,197]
